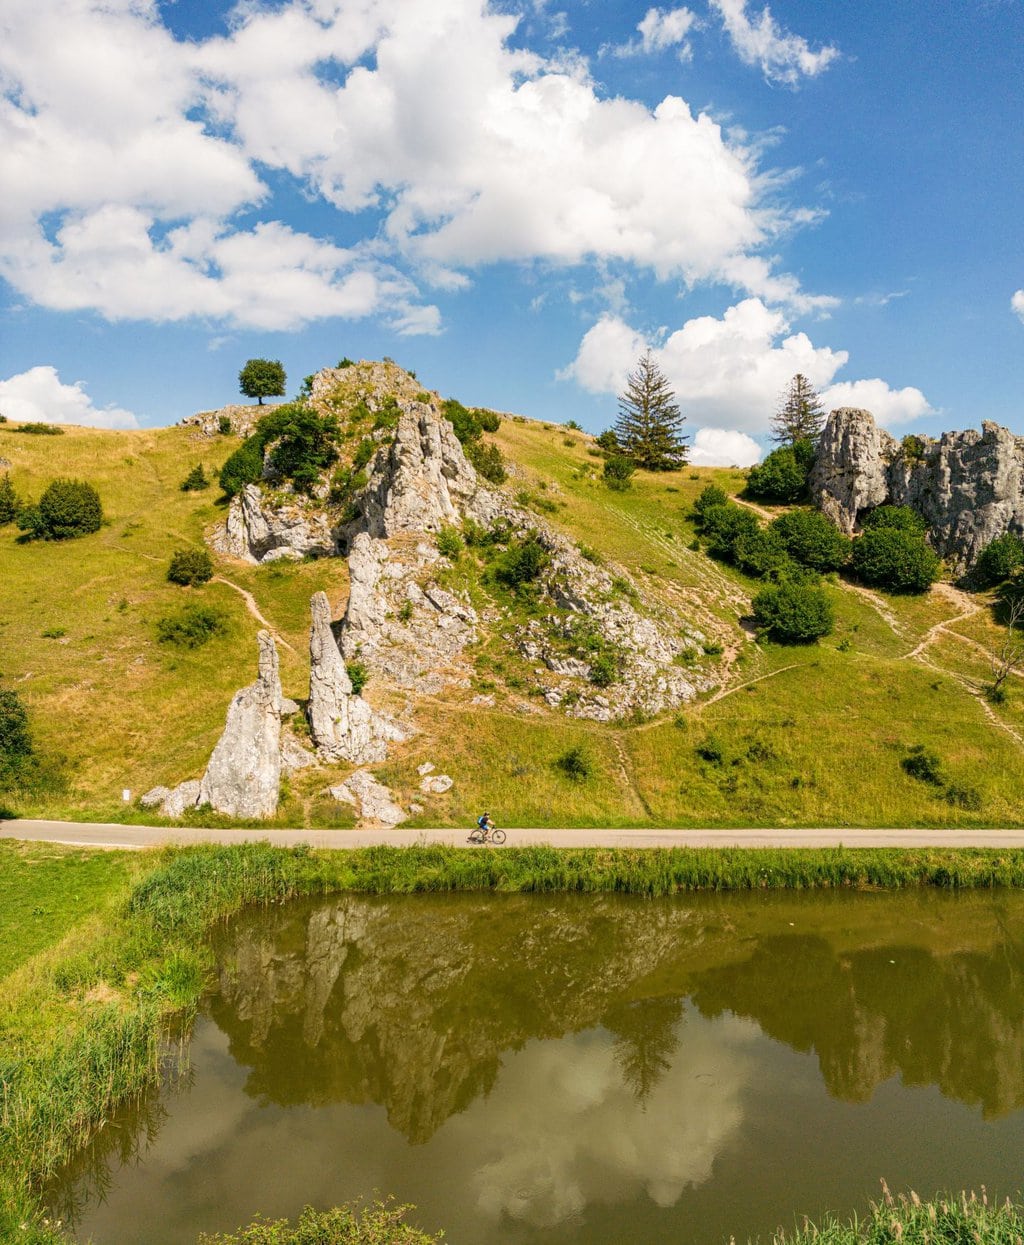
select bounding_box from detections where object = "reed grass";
[767,1184,1024,1244]
[7,841,1024,1242]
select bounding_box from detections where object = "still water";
[51,889,1024,1243]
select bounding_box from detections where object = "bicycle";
[467,823,506,845]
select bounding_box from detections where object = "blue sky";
[0,0,1021,463]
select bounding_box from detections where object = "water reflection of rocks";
[211,891,1024,1136]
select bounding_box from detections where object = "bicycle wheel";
[467,830,483,843]
[490,828,506,845]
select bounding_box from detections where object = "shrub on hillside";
[0,685,65,797]
[156,603,228,648]
[477,409,502,433]
[700,503,760,562]
[0,473,18,525]
[345,661,368,695]
[860,504,926,535]
[13,422,64,436]
[554,745,593,782]
[603,455,636,491]
[219,403,340,497]
[692,483,729,522]
[168,547,214,587]
[852,526,940,593]
[901,744,943,785]
[467,439,506,483]
[493,535,549,588]
[974,532,1024,587]
[436,526,463,560]
[17,478,102,541]
[732,526,794,580]
[745,440,814,503]
[770,509,852,572]
[595,429,619,453]
[180,464,209,492]
[751,581,834,643]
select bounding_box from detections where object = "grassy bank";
[6,841,1024,1242]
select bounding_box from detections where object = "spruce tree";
[614,352,688,471]
[771,374,826,445]
[0,473,17,526]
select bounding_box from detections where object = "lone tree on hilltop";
[615,351,688,471]
[239,358,286,406]
[772,374,825,446]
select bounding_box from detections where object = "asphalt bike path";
[6,820,1024,851]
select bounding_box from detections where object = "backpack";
[477,815,488,829]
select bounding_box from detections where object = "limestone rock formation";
[329,769,407,825]
[280,735,318,776]
[197,630,283,819]
[811,408,1024,571]
[215,483,337,563]
[307,591,406,763]
[352,402,491,541]
[181,404,264,438]
[161,779,202,819]
[139,785,171,809]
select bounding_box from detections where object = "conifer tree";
[614,351,688,471]
[0,472,17,526]
[771,374,826,445]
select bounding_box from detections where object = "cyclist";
[476,812,495,841]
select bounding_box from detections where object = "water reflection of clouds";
[449,1008,760,1229]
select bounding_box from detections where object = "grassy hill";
[1,393,1022,829]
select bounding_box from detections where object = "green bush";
[337,357,355,369]
[692,483,728,522]
[346,661,369,695]
[770,509,852,571]
[974,532,1024,587]
[18,478,102,541]
[732,526,793,579]
[860,504,926,535]
[852,526,940,593]
[752,581,834,643]
[156,604,228,648]
[477,409,501,433]
[436,526,463,559]
[12,422,64,436]
[0,688,32,763]
[220,404,340,497]
[901,744,943,785]
[467,439,506,484]
[603,455,636,491]
[217,415,232,435]
[493,536,550,588]
[0,473,18,525]
[745,440,814,503]
[197,1200,443,1245]
[554,745,593,782]
[700,503,760,562]
[595,429,618,453]
[946,783,982,810]
[167,547,214,587]
[180,464,209,492]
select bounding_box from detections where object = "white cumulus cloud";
[606,6,699,59]
[0,0,832,331]
[0,366,139,428]
[819,378,931,427]
[563,298,932,435]
[710,0,839,85]
[690,427,762,466]
[1013,290,1024,323]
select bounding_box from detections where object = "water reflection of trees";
[207,892,1024,1137]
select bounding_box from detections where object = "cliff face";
[810,408,1024,571]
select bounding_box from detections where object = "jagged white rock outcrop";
[308,591,406,763]
[811,408,1024,571]
[197,630,283,819]
[329,769,407,825]
[181,404,263,438]
[215,483,337,563]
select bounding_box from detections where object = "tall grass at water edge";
[7,842,1024,1243]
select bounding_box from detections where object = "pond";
[50,888,1024,1243]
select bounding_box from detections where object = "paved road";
[5,819,1024,851]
